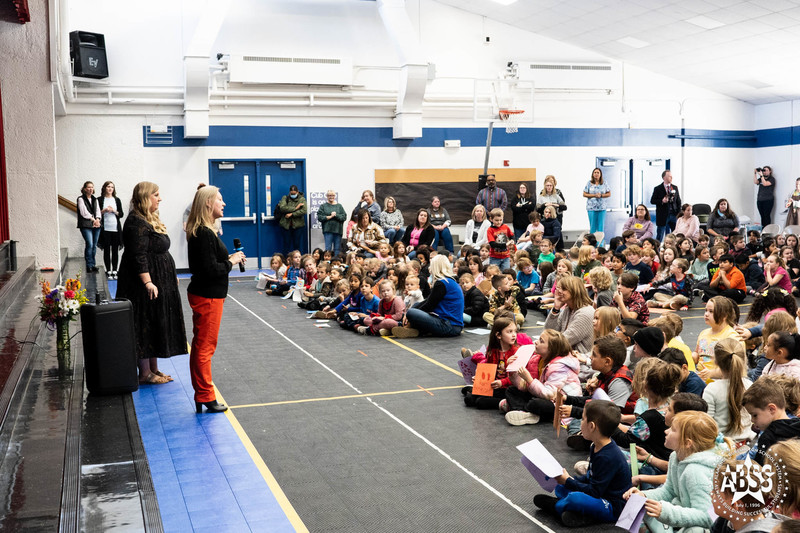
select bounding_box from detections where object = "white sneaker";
[498,399,509,413]
[356,326,369,335]
[505,411,540,426]
[574,460,590,476]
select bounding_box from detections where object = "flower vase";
[56,317,71,374]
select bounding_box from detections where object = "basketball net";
[499,109,524,134]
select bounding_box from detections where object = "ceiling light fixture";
[685,15,725,30]
[488,0,519,5]
[617,37,649,49]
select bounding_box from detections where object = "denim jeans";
[323,232,342,255]
[405,307,461,337]
[656,214,677,241]
[489,256,510,270]
[80,227,101,269]
[587,210,606,236]
[554,485,615,523]
[432,227,454,253]
[384,227,405,245]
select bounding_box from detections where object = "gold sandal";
[153,370,173,381]
[139,372,170,385]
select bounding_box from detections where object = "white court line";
[228,295,556,533]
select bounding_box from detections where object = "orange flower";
[40,280,51,296]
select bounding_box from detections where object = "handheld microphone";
[232,238,245,272]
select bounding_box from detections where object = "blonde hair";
[185,185,220,240]
[594,307,621,338]
[671,411,732,460]
[713,338,747,435]
[771,439,800,515]
[763,310,797,341]
[578,245,594,265]
[632,357,660,397]
[588,266,612,291]
[429,254,455,281]
[129,181,167,233]
[543,205,557,218]
[540,175,557,194]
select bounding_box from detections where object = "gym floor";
[131,273,743,533]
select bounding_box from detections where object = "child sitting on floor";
[359,279,405,336]
[613,272,650,324]
[612,359,681,473]
[483,272,524,327]
[625,411,731,533]
[463,316,519,410]
[460,273,488,328]
[742,378,800,465]
[533,400,632,527]
[503,329,580,426]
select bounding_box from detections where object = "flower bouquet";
[36,277,88,372]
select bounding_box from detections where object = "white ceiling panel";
[433,0,800,103]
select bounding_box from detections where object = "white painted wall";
[754,101,800,228]
[51,0,767,269]
[0,0,61,268]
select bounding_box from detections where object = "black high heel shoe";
[195,400,228,413]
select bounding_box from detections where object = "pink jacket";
[511,353,582,399]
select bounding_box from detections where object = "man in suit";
[650,170,681,241]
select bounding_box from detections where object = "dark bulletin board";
[374,168,536,225]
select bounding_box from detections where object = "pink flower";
[64,290,75,299]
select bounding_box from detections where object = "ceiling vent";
[516,61,621,92]
[228,55,354,86]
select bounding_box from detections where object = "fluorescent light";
[685,15,725,30]
[489,0,518,5]
[617,37,650,48]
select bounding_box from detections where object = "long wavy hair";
[129,181,167,234]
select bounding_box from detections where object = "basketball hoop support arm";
[483,121,494,175]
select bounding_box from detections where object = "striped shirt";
[476,186,508,212]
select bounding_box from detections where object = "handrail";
[58,195,76,212]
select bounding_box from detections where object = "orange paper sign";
[472,363,497,397]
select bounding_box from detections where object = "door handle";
[220,214,256,224]
[261,213,274,223]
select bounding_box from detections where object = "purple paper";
[457,358,477,386]
[615,493,646,533]
[521,456,557,492]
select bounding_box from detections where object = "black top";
[510,196,535,231]
[401,224,436,249]
[116,214,187,359]
[752,417,800,465]
[611,408,670,460]
[757,174,776,201]
[187,226,233,299]
[463,285,488,322]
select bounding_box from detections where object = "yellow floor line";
[214,386,310,533]
[229,385,463,409]
[382,337,463,376]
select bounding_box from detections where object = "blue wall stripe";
[144,125,780,149]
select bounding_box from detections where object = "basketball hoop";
[499,108,524,134]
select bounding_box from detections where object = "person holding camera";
[650,170,681,241]
[754,165,775,226]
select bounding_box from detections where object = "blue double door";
[209,159,307,269]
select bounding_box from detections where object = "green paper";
[630,443,639,477]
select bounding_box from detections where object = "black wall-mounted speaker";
[69,31,108,79]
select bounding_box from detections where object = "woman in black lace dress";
[116,181,187,384]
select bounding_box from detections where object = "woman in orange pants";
[185,186,245,413]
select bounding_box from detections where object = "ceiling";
[434,0,800,105]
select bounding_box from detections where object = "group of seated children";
[458,298,800,530]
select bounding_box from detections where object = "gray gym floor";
[183,276,731,533]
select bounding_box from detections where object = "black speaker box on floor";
[69,30,108,79]
[81,299,138,395]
